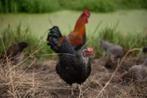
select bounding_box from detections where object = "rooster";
[47,26,94,96]
[47,10,92,95]
[67,9,90,50]
[47,26,94,84]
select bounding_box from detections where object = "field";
[1,10,147,35]
[0,10,147,56]
[0,0,147,13]
[0,8,147,98]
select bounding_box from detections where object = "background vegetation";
[0,25,52,58]
[0,25,146,57]
[0,0,147,13]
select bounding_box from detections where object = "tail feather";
[47,26,63,52]
[47,26,75,54]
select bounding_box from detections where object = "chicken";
[5,42,28,58]
[47,9,90,51]
[67,9,90,50]
[0,42,28,64]
[100,40,124,59]
[143,47,147,53]
[47,26,94,85]
[100,40,124,69]
[122,58,147,83]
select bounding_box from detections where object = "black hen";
[0,42,28,63]
[47,26,93,85]
[143,47,147,53]
[6,42,28,57]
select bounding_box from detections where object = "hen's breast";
[56,53,91,85]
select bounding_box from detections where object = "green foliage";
[18,0,60,13]
[0,24,52,58]
[0,25,146,57]
[82,0,116,12]
[88,27,147,57]
[0,0,60,13]
[0,0,147,13]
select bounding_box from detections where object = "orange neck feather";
[73,16,87,36]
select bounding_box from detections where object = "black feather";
[47,26,63,52]
[56,39,91,85]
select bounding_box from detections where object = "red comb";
[83,9,90,17]
[82,47,94,57]
[87,47,93,52]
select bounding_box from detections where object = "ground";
[0,56,147,98]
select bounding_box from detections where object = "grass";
[0,25,147,58]
[0,0,147,13]
[88,27,147,57]
[0,24,53,59]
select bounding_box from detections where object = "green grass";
[88,27,147,57]
[0,24,52,58]
[0,0,147,13]
[0,25,146,58]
